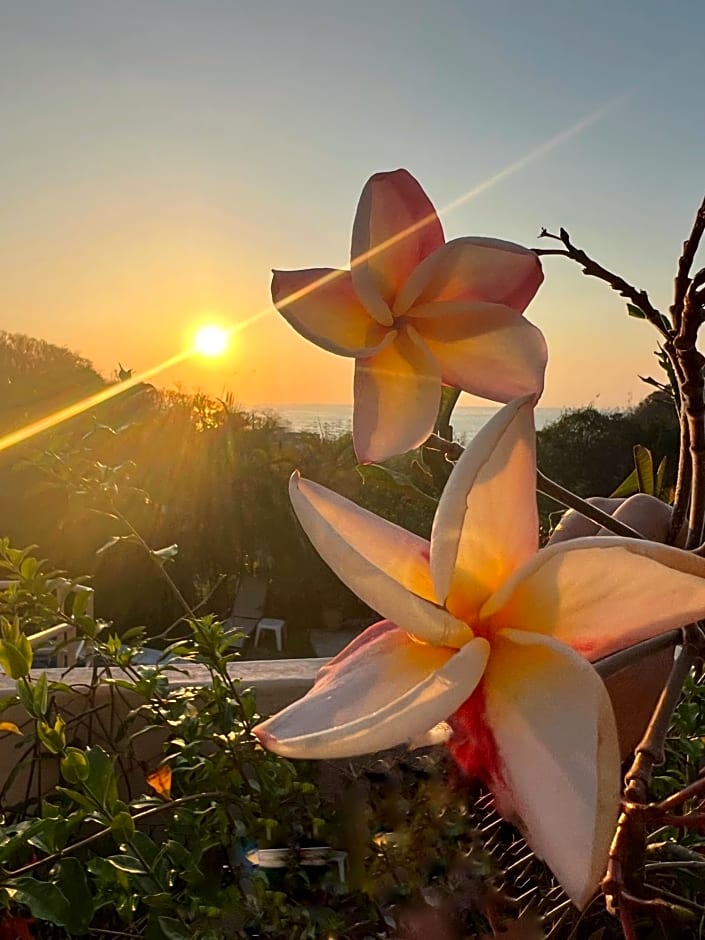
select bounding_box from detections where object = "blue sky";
[2,0,705,406]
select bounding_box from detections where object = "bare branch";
[671,193,705,332]
[537,228,670,337]
[624,625,701,804]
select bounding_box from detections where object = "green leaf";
[110,810,136,844]
[55,787,98,813]
[37,716,66,754]
[54,857,94,933]
[106,854,149,875]
[19,558,38,580]
[155,916,193,940]
[627,302,647,319]
[656,456,668,497]
[33,673,48,717]
[633,444,654,495]
[71,590,90,618]
[12,878,70,927]
[611,468,638,498]
[16,678,34,713]
[61,747,90,784]
[0,635,33,679]
[84,746,119,811]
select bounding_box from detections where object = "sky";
[2,0,705,409]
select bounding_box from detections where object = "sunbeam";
[0,92,629,455]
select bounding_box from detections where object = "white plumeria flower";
[271,169,547,463]
[254,398,705,907]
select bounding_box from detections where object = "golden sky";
[3,2,705,410]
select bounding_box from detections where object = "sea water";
[257,403,565,443]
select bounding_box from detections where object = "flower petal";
[254,622,489,759]
[484,538,705,660]
[351,169,444,325]
[290,473,472,648]
[431,397,538,618]
[395,237,543,315]
[482,630,619,908]
[412,301,547,401]
[353,324,441,464]
[271,268,391,356]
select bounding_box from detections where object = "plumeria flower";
[271,169,547,463]
[255,398,705,907]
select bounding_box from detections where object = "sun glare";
[194,324,230,358]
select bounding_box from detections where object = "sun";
[193,325,230,358]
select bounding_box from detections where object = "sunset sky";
[3,0,705,409]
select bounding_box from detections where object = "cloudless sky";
[2,0,705,408]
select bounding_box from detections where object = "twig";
[624,626,701,804]
[2,790,232,879]
[536,228,669,337]
[671,193,705,332]
[674,270,705,547]
[643,883,705,915]
[424,433,463,461]
[662,341,692,543]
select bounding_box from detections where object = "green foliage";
[0,542,543,938]
[611,444,670,500]
[0,571,367,937]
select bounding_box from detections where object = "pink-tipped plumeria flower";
[254,398,705,907]
[271,169,547,463]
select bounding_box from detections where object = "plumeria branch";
[603,624,705,936]
[535,228,670,338]
[676,269,705,547]
[671,192,705,333]
[668,351,692,545]
[624,624,702,804]
[534,225,705,550]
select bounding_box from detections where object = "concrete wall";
[0,658,327,806]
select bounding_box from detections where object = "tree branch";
[671,193,705,332]
[624,625,701,804]
[675,269,705,547]
[536,228,669,337]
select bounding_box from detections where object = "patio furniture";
[254,617,286,652]
[222,574,269,649]
[245,847,347,882]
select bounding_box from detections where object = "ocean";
[254,403,565,443]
